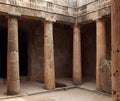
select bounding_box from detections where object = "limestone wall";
[0,0,111,23]
[76,0,111,23]
[0,0,75,23]
[27,21,73,82]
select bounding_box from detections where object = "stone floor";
[79,77,96,91]
[0,77,96,97]
[0,88,111,101]
[0,77,112,101]
[0,78,74,98]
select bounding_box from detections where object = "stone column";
[7,16,20,95]
[44,20,55,90]
[112,0,120,101]
[96,19,106,90]
[73,25,82,85]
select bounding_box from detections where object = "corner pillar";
[112,0,120,101]
[96,19,106,90]
[73,24,82,85]
[44,20,55,90]
[7,16,20,95]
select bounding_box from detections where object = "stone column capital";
[73,24,81,28]
[96,18,106,22]
[45,16,56,22]
[6,14,20,20]
[44,20,53,24]
[7,11,21,17]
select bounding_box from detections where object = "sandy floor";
[0,88,111,101]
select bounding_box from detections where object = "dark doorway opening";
[0,28,7,78]
[81,22,96,84]
[53,23,73,86]
[19,29,28,76]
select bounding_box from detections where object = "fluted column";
[7,16,20,95]
[96,19,106,90]
[112,0,120,101]
[44,20,55,90]
[73,24,82,85]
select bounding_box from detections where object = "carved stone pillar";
[112,0,120,101]
[96,19,106,90]
[73,25,82,85]
[7,16,20,95]
[44,20,55,90]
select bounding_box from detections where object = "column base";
[73,79,82,85]
[7,80,20,95]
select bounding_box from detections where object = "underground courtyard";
[0,0,119,101]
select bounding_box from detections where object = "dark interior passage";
[106,18,111,60]
[53,23,73,79]
[0,28,7,78]
[81,22,96,81]
[19,29,28,76]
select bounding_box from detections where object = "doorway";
[53,23,73,87]
[81,22,96,90]
[19,29,28,77]
[0,28,7,79]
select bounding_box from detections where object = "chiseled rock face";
[99,60,112,94]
